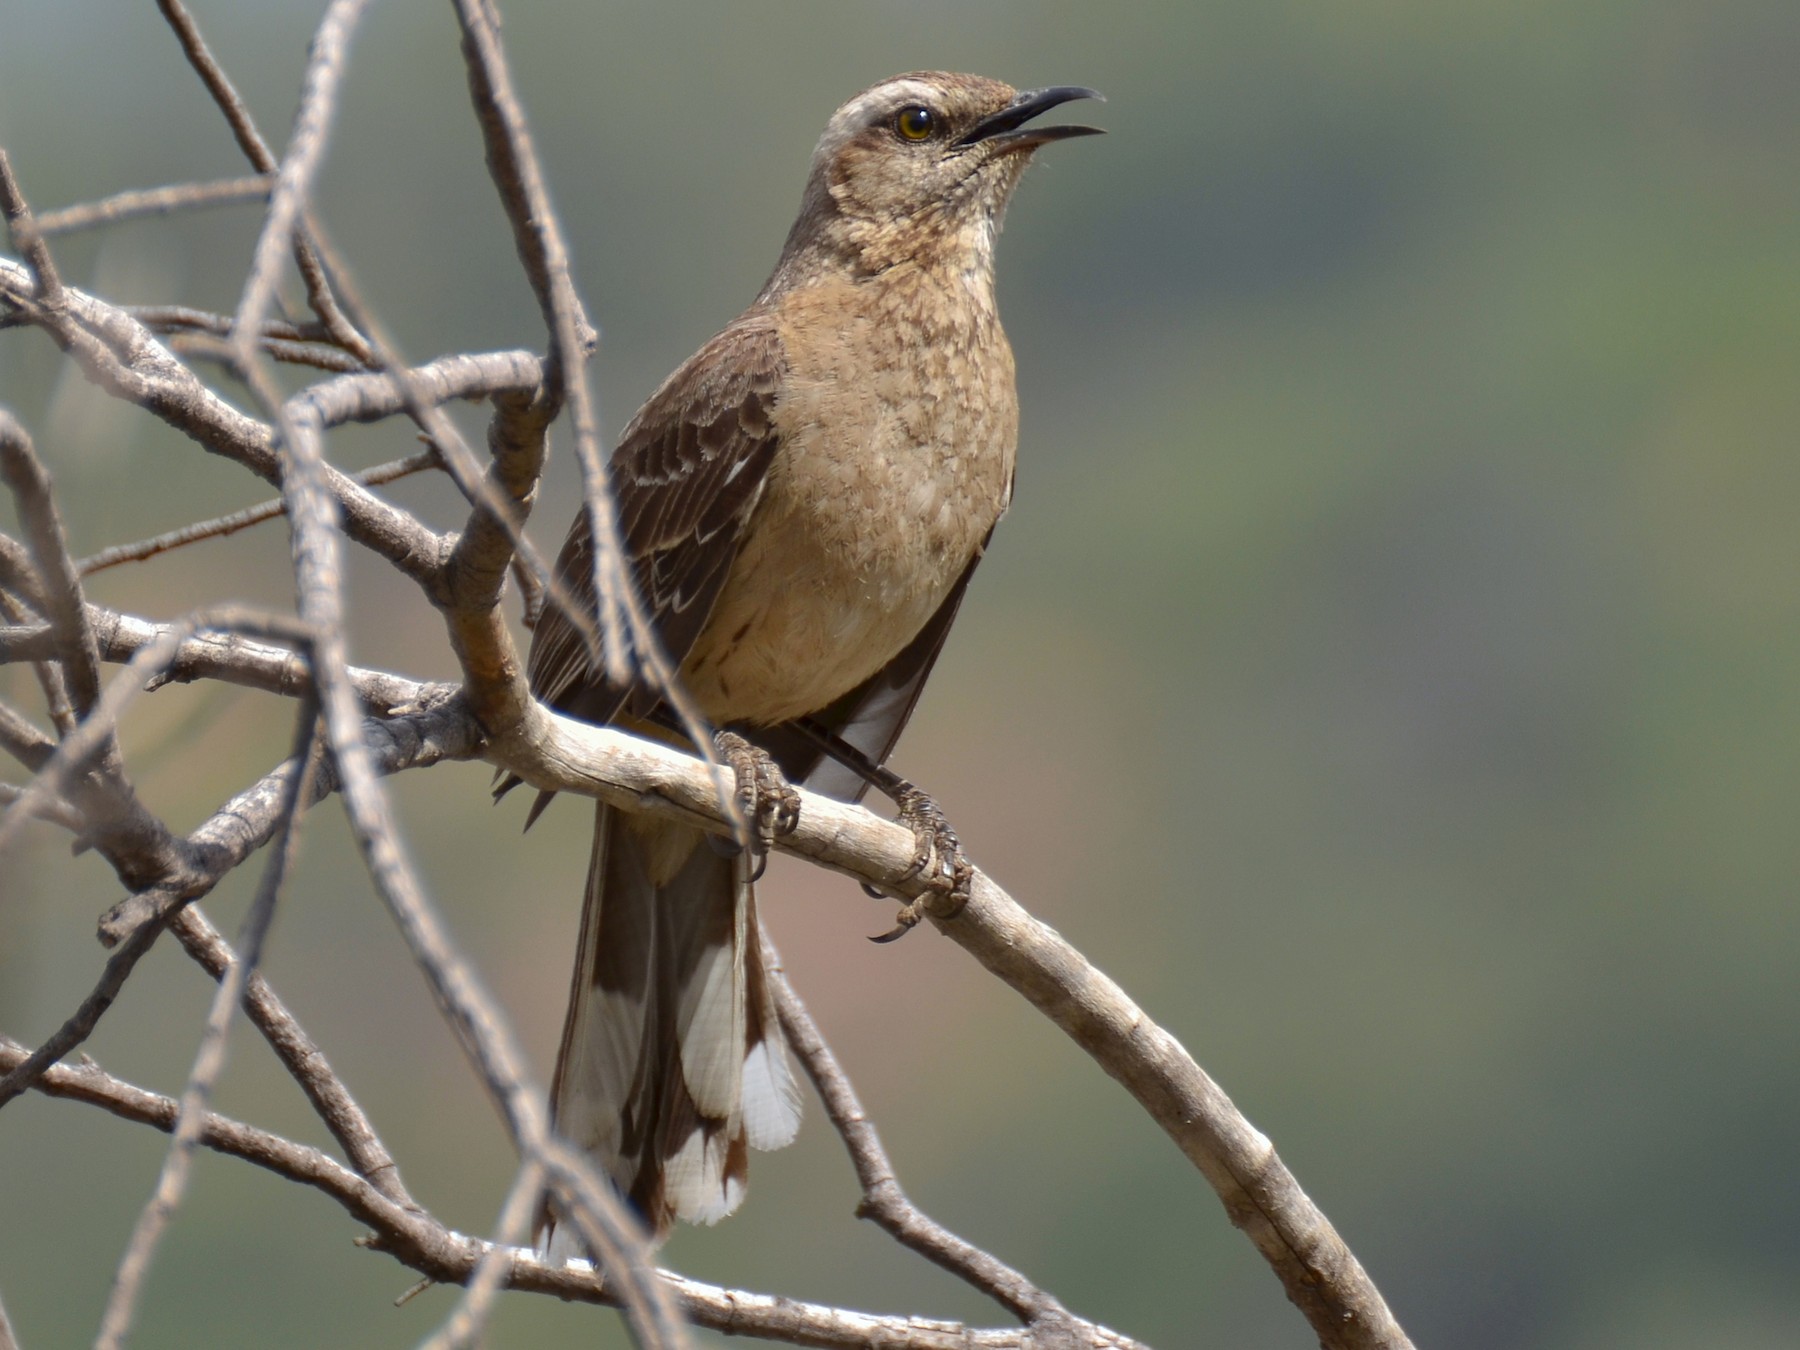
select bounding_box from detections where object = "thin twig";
[168,905,416,1209]
[0,781,84,833]
[0,604,304,862]
[35,175,272,237]
[420,1159,544,1350]
[0,414,183,885]
[0,1039,1144,1347]
[0,532,47,611]
[125,304,326,342]
[0,687,476,1111]
[0,411,105,715]
[227,0,371,374]
[171,328,366,373]
[448,1,621,676]
[81,603,426,711]
[0,916,166,1109]
[0,454,75,743]
[0,148,63,306]
[95,698,322,1350]
[0,700,53,769]
[768,955,1073,1328]
[76,450,440,576]
[155,0,373,361]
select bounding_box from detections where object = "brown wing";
[529,315,785,727]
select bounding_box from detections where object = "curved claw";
[869,898,926,943]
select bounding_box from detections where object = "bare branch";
[125,305,329,342]
[433,387,549,733]
[167,905,416,1210]
[769,957,1084,1331]
[0,915,167,1111]
[1,1039,1143,1347]
[228,0,371,374]
[449,0,628,682]
[95,684,475,948]
[0,699,53,769]
[0,260,539,585]
[76,450,440,577]
[82,603,426,710]
[0,686,475,1113]
[0,411,105,715]
[34,175,273,237]
[0,604,301,864]
[0,781,84,833]
[171,328,366,373]
[0,415,186,885]
[155,0,373,361]
[96,699,323,1350]
[0,532,47,611]
[420,1160,545,1350]
[452,0,738,833]
[287,268,605,733]
[0,148,63,306]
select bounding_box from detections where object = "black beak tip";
[1041,85,1105,106]
[960,84,1108,147]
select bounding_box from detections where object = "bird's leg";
[714,729,801,878]
[786,719,973,941]
[867,778,974,943]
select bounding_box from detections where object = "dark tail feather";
[540,801,800,1253]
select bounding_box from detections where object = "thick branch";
[492,704,1411,1350]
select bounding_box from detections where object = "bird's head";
[775,72,1103,281]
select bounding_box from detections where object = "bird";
[521,71,1102,1246]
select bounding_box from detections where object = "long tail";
[543,801,801,1249]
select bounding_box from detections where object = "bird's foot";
[868,784,972,943]
[714,730,800,878]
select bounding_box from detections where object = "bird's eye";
[894,105,935,142]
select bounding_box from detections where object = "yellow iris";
[895,106,934,141]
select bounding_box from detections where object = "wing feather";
[528,316,785,728]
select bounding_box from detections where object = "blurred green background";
[3,1,1799,1346]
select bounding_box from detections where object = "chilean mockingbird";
[522,71,1101,1244]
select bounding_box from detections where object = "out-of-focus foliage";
[3,2,1798,1347]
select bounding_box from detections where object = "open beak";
[957,85,1106,152]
